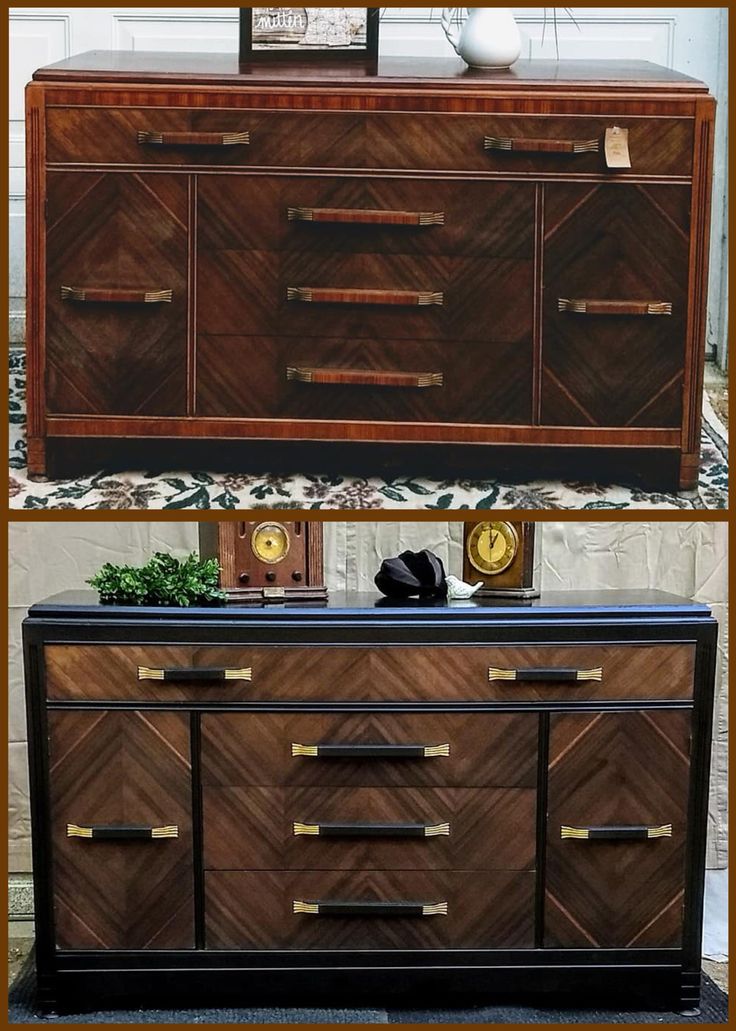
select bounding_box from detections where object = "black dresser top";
[32,53,708,92]
[27,589,712,625]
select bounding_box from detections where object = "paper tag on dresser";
[604,126,631,169]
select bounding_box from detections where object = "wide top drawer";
[44,643,695,702]
[45,108,693,177]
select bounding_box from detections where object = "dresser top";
[27,589,711,625]
[32,53,708,93]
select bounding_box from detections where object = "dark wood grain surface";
[43,642,695,703]
[545,710,691,949]
[49,710,194,950]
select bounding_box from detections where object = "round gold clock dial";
[466,521,519,576]
[251,522,290,564]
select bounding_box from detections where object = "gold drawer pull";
[488,667,602,682]
[137,666,252,682]
[67,823,178,840]
[287,207,445,226]
[484,135,599,154]
[293,821,450,838]
[561,824,672,841]
[137,130,250,147]
[293,899,448,917]
[287,367,443,389]
[558,298,672,316]
[291,743,450,758]
[287,286,444,307]
[61,286,172,304]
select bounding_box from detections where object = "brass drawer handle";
[137,666,252,682]
[288,207,445,226]
[292,743,450,758]
[558,298,673,316]
[485,135,599,154]
[293,821,450,837]
[287,287,444,307]
[488,667,602,682]
[60,286,172,304]
[293,900,448,917]
[137,130,250,147]
[287,367,443,389]
[561,824,672,841]
[67,823,178,840]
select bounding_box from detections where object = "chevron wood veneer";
[25,56,715,487]
[48,710,194,950]
[44,642,695,702]
[24,589,717,1012]
[545,710,691,949]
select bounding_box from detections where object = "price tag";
[604,126,631,169]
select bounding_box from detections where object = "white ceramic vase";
[441,7,522,69]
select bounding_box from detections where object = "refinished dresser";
[24,590,717,1013]
[25,56,715,488]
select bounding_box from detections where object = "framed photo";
[240,7,379,62]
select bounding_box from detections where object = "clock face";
[251,522,291,564]
[466,521,519,576]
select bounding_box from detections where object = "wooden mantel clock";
[198,521,327,601]
[462,520,540,598]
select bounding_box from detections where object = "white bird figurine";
[446,575,484,600]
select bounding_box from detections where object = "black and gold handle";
[293,821,450,837]
[484,135,599,154]
[558,298,672,316]
[287,207,445,226]
[67,823,178,840]
[61,287,172,304]
[561,824,673,840]
[137,666,252,682]
[293,900,448,917]
[287,287,444,307]
[137,130,250,147]
[292,743,450,759]
[488,667,603,682]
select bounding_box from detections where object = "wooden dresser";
[26,55,715,488]
[24,590,717,1014]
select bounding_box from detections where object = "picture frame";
[239,7,379,63]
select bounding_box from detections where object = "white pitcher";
[441,7,522,69]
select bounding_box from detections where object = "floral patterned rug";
[9,352,728,510]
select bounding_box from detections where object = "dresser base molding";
[38,950,690,1015]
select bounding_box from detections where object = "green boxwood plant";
[87,552,226,607]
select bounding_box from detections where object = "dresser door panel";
[541,184,690,429]
[201,711,537,788]
[206,870,535,950]
[49,710,194,950]
[46,172,188,416]
[545,710,690,949]
[203,785,536,871]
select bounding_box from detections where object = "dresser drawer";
[197,250,533,343]
[198,175,535,259]
[545,710,691,949]
[49,710,194,950]
[46,107,692,177]
[201,712,537,788]
[203,785,536,871]
[195,335,533,425]
[205,869,535,950]
[44,643,695,702]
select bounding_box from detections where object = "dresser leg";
[678,451,701,491]
[26,436,49,480]
[677,969,702,1015]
